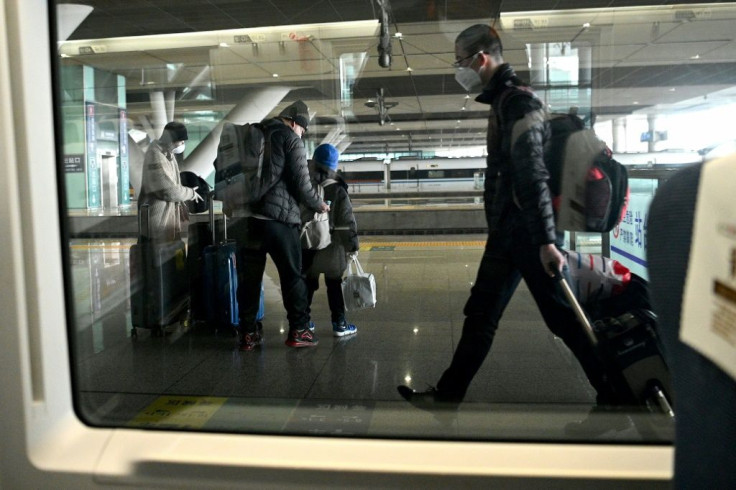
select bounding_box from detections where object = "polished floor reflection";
[69,236,673,442]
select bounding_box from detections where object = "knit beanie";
[161,121,188,144]
[313,144,339,171]
[278,100,310,130]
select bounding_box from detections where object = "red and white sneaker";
[285,328,319,348]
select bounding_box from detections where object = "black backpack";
[214,122,273,215]
[499,88,629,233]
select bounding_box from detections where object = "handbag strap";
[346,255,358,275]
[352,255,365,275]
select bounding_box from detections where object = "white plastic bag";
[564,250,631,305]
[341,256,376,311]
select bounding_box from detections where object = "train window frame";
[0,0,685,486]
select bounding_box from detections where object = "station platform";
[70,234,673,442]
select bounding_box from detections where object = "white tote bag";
[300,179,336,250]
[341,256,376,311]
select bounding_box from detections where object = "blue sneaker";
[308,321,316,332]
[332,320,357,337]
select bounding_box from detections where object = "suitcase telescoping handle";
[138,203,150,241]
[208,191,215,243]
[207,191,228,244]
[552,267,599,347]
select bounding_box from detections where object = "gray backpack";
[214,122,272,215]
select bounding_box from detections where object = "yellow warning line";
[360,241,485,249]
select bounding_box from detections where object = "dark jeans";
[302,249,345,323]
[436,212,613,403]
[228,217,310,333]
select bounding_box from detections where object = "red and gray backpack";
[498,87,629,233]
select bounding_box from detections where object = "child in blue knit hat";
[301,144,360,337]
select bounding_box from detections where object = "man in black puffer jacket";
[228,100,329,351]
[398,24,615,408]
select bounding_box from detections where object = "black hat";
[161,121,188,144]
[278,100,310,131]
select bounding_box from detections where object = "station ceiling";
[59,1,736,154]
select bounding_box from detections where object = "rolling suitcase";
[202,196,240,333]
[129,204,189,337]
[187,221,213,323]
[556,271,674,416]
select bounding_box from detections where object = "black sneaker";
[239,330,263,351]
[397,385,462,410]
[285,328,319,348]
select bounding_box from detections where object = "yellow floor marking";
[361,241,485,249]
[128,395,227,429]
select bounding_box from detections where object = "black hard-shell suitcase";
[187,221,213,323]
[129,204,189,337]
[557,272,674,416]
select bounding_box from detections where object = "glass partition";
[54,2,736,443]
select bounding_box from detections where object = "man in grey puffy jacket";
[398,24,615,409]
[228,100,329,350]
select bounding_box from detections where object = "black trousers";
[228,217,310,333]
[302,249,346,323]
[437,212,614,403]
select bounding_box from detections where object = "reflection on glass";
[55,2,736,444]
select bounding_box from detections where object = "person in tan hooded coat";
[138,121,202,242]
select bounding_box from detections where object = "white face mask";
[172,143,186,154]
[455,66,483,93]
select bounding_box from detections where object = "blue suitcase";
[201,197,265,333]
[202,197,239,333]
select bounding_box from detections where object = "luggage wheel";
[645,382,674,418]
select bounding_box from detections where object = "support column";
[647,114,661,152]
[164,90,176,122]
[577,44,592,87]
[529,44,547,88]
[149,91,168,139]
[612,117,627,154]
